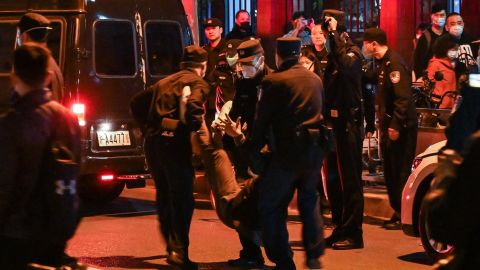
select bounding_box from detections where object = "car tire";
[78,174,125,204]
[418,200,455,261]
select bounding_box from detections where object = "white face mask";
[434,17,446,27]
[241,65,258,79]
[226,54,239,67]
[447,49,458,60]
[449,25,464,37]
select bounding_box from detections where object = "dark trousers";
[0,237,65,269]
[258,153,324,270]
[327,119,364,240]
[145,134,195,259]
[381,126,417,213]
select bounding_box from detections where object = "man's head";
[204,18,223,44]
[430,4,447,28]
[311,24,326,49]
[445,12,464,38]
[275,37,301,69]
[17,13,52,45]
[362,27,388,59]
[235,10,250,27]
[433,34,459,59]
[291,11,310,31]
[236,39,265,79]
[11,44,51,94]
[225,39,243,67]
[180,45,208,77]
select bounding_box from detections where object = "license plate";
[97,131,131,147]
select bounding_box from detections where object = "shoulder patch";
[389,71,400,84]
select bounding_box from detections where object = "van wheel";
[78,174,125,204]
[418,201,455,261]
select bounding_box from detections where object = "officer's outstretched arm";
[187,80,210,132]
[390,63,413,131]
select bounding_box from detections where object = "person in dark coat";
[362,27,418,230]
[250,37,325,270]
[413,4,447,80]
[321,10,365,250]
[0,44,80,269]
[226,10,254,40]
[143,45,210,270]
[17,12,64,103]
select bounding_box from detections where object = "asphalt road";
[67,184,434,270]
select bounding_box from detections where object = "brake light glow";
[100,174,115,181]
[72,103,86,127]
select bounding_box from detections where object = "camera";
[321,17,332,30]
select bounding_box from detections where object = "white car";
[401,140,455,260]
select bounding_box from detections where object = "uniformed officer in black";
[143,45,210,270]
[362,28,418,229]
[251,37,325,270]
[203,18,227,125]
[321,10,365,250]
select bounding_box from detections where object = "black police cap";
[322,9,346,24]
[18,12,51,34]
[203,18,223,28]
[181,45,208,63]
[226,39,243,58]
[237,39,264,63]
[276,37,301,57]
[363,27,387,45]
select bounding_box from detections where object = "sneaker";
[227,257,264,268]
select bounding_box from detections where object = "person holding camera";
[283,11,313,46]
[320,10,365,250]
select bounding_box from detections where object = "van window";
[0,20,63,75]
[94,20,137,77]
[145,21,183,76]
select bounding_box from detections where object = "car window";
[0,20,63,76]
[94,20,137,77]
[145,21,183,76]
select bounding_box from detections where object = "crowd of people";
[0,4,479,270]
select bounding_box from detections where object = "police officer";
[362,28,417,229]
[143,45,210,270]
[17,12,64,102]
[251,37,325,270]
[203,18,227,125]
[321,10,365,250]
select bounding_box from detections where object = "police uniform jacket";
[204,39,227,111]
[251,61,324,169]
[376,49,417,132]
[0,89,80,241]
[306,45,329,80]
[148,68,210,135]
[206,60,236,113]
[229,66,271,137]
[323,31,363,122]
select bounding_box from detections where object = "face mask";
[240,22,251,31]
[449,25,464,37]
[226,54,239,67]
[241,65,258,79]
[447,49,458,60]
[434,17,446,27]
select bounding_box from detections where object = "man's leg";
[258,156,296,270]
[297,164,325,265]
[332,121,364,249]
[324,150,343,243]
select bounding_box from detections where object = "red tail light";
[100,174,115,182]
[72,103,86,127]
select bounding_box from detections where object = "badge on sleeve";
[389,71,400,84]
